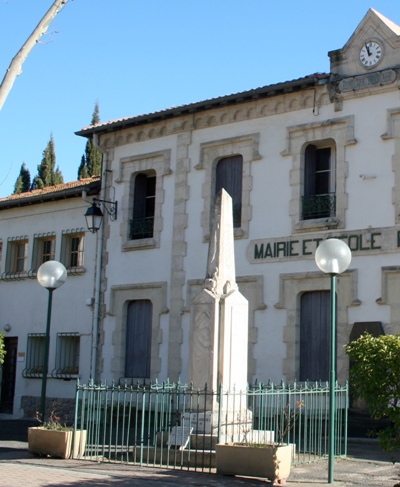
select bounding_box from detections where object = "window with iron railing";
[22,334,45,378]
[53,333,80,378]
[302,145,336,220]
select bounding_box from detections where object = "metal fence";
[73,379,348,471]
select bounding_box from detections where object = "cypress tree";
[32,133,64,188]
[13,163,31,194]
[79,102,102,179]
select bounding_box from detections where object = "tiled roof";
[76,73,329,137]
[0,176,100,209]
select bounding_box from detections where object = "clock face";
[359,41,383,68]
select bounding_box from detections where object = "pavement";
[1,418,400,486]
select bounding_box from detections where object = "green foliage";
[0,333,6,364]
[32,134,64,189]
[79,102,102,179]
[346,333,400,452]
[13,162,31,194]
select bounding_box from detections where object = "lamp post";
[37,260,67,421]
[315,238,351,483]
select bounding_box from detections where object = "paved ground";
[1,419,400,486]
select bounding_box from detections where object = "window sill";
[294,217,341,233]
[122,238,157,251]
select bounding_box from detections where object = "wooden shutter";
[300,291,332,381]
[215,155,243,227]
[125,300,152,378]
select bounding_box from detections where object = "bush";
[346,333,400,452]
[0,333,5,364]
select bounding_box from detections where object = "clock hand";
[365,44,371,56]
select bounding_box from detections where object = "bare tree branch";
[0,0,69,111]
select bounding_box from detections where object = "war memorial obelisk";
[189,189,249,410]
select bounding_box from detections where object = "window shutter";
[215,155,243,227]
[300,291,332,381]
[125,300,152,378]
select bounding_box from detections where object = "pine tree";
[32,134,64,188]
[79,102,102,179]
[13,163,31,194]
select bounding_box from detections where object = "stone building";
[76,9,400,390]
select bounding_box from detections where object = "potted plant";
[216,402,303,485]
[28,407,86,459]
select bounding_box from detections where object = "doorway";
[0,337,18,414]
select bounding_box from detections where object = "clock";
[359,41,383,68]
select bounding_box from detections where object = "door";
[0,337,18,414]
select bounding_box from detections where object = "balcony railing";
[130,217,154,240]
[302,193,336,220]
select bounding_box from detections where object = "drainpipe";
[82,135,106,383]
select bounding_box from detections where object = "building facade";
[76,9,400,391]
[0,178,100,417]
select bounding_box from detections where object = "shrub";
[0,333,5,364]
[346,333,400,452]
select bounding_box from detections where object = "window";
[60,231,85,271]
[215,156,243,228]
[22,334,45,378]
[2,237,29,278]
[53,333,80,377]
[283,116,353,232]
[130,172,156,239]
[198,133,261,241]
[30,234,56,275]
[300,291,332,381]
[119,149,171,251]
[302,144,336,220]
[125,300,152,378]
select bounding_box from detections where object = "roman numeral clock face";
[359,41,383,68]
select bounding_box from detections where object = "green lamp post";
[37,260,67,421]
[315,238,351,484]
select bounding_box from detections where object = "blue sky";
[1,1,400,197]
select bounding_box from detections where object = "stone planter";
[28,427,86,459]
[216,443,291,485]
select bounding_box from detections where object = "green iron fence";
[73,379,348,471]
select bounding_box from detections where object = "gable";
[329,8,400,78]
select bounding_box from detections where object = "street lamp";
[84,198,118,233]
[37,260,67,421]
[315,238,351,484]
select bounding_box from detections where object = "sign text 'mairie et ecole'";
[252,231,397,261]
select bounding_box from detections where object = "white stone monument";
[189,190,249,436]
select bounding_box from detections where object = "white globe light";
[37,261,67,290]
[315,238,352,275]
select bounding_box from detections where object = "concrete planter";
[28,427,86,459]
[216,443,291,485]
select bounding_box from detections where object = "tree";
[0,0,69,111]
[346,333,400,453]
[78,102,102,179]
[32,134,63,188]
[13,163,31,194]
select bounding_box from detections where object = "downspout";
[82,134,106,382]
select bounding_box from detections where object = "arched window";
[125,299,152,378]
[215,155,243,228]
[130,172,156,239]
